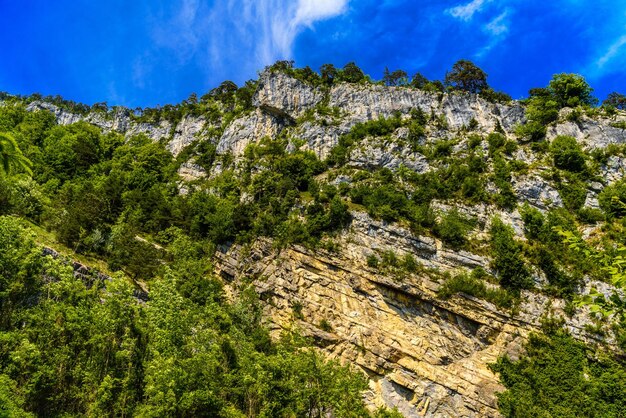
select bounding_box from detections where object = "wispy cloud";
[584,31,626,80]
[447,0,490,21]
[597,34,626,68]
[140,0,348,89]
[473,13,510,58]
[484,10,509,36]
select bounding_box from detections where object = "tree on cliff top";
[444,59,488,94]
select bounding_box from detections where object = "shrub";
[402,253,419,272]
[381,250,398,267]
[492,155,517,209]
[487,132,506,155]
[489,218,532,292]
[468,134,482,149]
[556,176,587,211]
[318,319,333,332]
[490,330,626,418]
[550,135,587,172]
[598,179,626,218]
[520,204,545,240]
[438,269,515,309]
[366,254,379,268]
[434,209,475,249]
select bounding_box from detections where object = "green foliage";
[438,268,515,309]
[0,218,376,417]
[383,67,409,86]
[328,115,404,166]
[557,228,626,318]
[550,135,587,172]
[340,62,367,83]
[599,179,626,218]
[555,173,587,211]
[0,132,32,176]
[41,122,103,182]
[491,330,626,418]
[487,132,517,156]
[434,209,475,250]
[548,73,597,108]
[444,60,488,94]
[0,374,34,417]
[517,74,596,141]
[0,216,43,329]
[107,221,163,280]
[520,206,583,297]
[603,92,626,110]
[479,87,513,104]
[367,254,379,268]
[489,218,532,292]
[492,154,517,209]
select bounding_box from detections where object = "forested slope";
[2,61,626,417]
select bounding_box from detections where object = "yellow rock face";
[214,213,598,417]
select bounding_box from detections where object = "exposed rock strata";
[213,212,602,417]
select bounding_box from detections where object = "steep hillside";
[2,64,626,417]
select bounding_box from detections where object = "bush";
[598,179,626,218]
[438,269,515,309]
[489,218,532,292]
[548,73,597,108]
[487,132,506,155]
[550,135,587,172]
[492,155,517,209]
[434,209,475,249]
[490,330,626,418]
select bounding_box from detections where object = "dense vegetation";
[491,329,626,418]
[0,86,400,416]
[1,59,626,416]
[0,216,380,417]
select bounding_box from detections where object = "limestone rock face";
[217,109,283,155]
[547,112,626,148]
[213,212,600,417]
[166,115,206,155]
[26,101,174,143]
[349,139,430,172]
[253,70,324,119]
[512,175,563,210]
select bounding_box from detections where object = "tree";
[547,73,597,108]
[0,132,32,175]
[489,218,532,292]
[410,72,429,89]
[559,228,626,319]
[320,63,338,85]
[603,92,626,110]
[382,68,409,86]
[444,60,488,94]
[340,62,366,83]
[549,135,586,172]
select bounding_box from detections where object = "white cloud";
[485,11,509,36]
[147,0,348,88]
[294,0,348,27]
[448,0,490,21]
[255,0,349,64]
[597,34,626,68]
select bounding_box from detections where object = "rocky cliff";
[23,70,626,417]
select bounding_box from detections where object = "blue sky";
[0,0,624,108]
